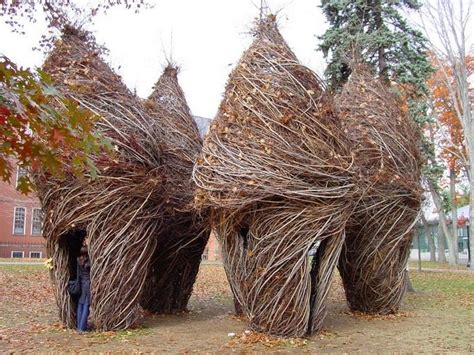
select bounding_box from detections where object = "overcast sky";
[1,0,330,119]
[2,1,470,119]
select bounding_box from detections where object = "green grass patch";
[408,260,467,270]
[408,271,474,312]
[0,263,47,273]
[410,271,474,295]
[89,327,152,340]
[0,258,46,263]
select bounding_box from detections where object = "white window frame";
[13,206,26,235]
[29,251,42,258]
[31,208,43,236]
[15,166,28,188]
[11,251,24,258]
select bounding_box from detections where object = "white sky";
[0,0,329,119]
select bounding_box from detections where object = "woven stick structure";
[35,26,183,330]
[140,65,210,314]
[335,67,422,314]
[193,15,355,337]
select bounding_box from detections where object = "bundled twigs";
[193,15,355,337]
[336,67,422,314]
[140,65,210,314]
[35,26,205,330]
[194,15,423,337]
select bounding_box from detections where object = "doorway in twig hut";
[60,228,87,327]
[61,229,87,280]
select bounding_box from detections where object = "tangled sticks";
[336,68,422,314]
[194,16,422,337]
[37,26,205,330]
[194,16,355,336]
[140,65,209,314]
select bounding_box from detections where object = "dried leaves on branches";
[194,16,423,337]
[336,66,423,315]
[36,26,206,331]
[194,15,355,337]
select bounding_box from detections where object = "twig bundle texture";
[140,65,210,314]
[193,16,355,337]
[336,67,422,314]
[194,16,423,337]
[36,27,206,330]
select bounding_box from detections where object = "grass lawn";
[408,260,469,271]
[0,263,472,352]
[0,258,46,263]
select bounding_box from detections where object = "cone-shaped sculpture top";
[147,64,200,143]
[147,63,202,160]
[194,14,353,209]
[43,25,134,102]
[146,64,202,209]
[43,24,162,168]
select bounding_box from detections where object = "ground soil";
[0,263,473,353]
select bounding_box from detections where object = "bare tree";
[420,213,437,261]
[449,167,460,263]
[425,123,458,264]
[421,0,474,269]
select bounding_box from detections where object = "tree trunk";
[428,180,453,263]
[374,0,387,82]
[470,156,474,271]
[405,270,415,292]
[449,168,459,264]
[428,230,437,262]
[468,109,474,270]
[437,223,447,263]
[421,214,436,261]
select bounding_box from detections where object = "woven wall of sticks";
[140,65,210,314]
[193,15,422,337]
[35,26,207,330]
[336,67,422,315]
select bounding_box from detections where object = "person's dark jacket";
[77,258,91,305]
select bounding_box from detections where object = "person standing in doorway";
[77,246,91,332]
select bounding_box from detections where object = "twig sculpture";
[140,65,210,314]
[336,67,422,314]
[36,26,207,330]
[193,15,355,337]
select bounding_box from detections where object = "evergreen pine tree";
[319,0,432,99]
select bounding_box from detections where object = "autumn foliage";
[427,54,474,173]
[0,56,108,193]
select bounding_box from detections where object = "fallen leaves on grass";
[225,329,309,349]
[191,264,232,302]
[0,266,52,304]
[347,310,415,321]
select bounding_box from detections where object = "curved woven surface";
[36,26,176,330]
[140,65,210,314]
[336,67,422,314]
[193,16,355,337]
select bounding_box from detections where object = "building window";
[16,166,28,187]
[13,207,26,235]
[202,247,209,260]
[11,251,24,258]
[29,251,42,258]
[31,208,43,235]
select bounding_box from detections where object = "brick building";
[0,115,218,260]
[0,166,45,258]
[202,231,222,262]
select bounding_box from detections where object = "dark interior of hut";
[239,225,250,250]
[61,229,87,281]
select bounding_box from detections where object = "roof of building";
[193,116,212,137]
[424,203,470,223]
